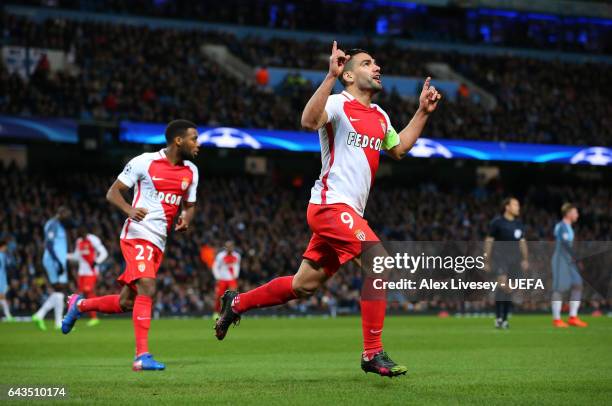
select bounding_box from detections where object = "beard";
[180,148,197,160]
[367,78,382,92]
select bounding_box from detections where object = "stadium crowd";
[1,12,611,146]
[15,0,612,54]
[1,163,610,317]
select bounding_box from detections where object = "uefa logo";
[408,138,453,159]
[569,147,612,166]
[198,127,261,149]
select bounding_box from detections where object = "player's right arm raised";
[106,179,148,221]
[301,41,349,131]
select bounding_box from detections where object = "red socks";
[85,292,97,319]
[133,296,153,357]
[361,275,387,359]
[79,294,122,314]
[232,276,297,313]
[214,284,224,313]
[78,293,153,357]
[361,300,386,358]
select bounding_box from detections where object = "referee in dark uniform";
[484,197,529,329]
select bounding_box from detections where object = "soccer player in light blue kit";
[551,203,587,328]
[32,206,71,330]
[0,239,14,321]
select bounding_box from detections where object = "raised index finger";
[423,76,431,90]
[332,40,337,54]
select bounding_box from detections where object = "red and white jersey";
[117,149,198,251]
[69,234,109,276]
[310,91,399,216]
[212,249,241,281]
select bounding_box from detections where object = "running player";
[551,203,587,328]
[32,206,71,330]
[67,226,108,326]
[62,119,199,371]
[215,42,442,377]
[0,239,13,321]
[212,241,241,319]
[484,197,529,329]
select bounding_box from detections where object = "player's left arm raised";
[386,77,442,160]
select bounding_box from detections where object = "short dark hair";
[561,202,576,216]
[0,239,7,248]
[339,48,372,87]
[501,196,517,212]
[165,119,197,144]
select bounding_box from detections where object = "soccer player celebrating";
[551,203,587,328]
[212,241,241,319]
[0,239,14,321]
[32,206,71,330]
[215,42,441,377]
[62,120,199,371]
[484,197,529,329]
[67,226,108,327]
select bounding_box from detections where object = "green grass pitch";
[0,315,610,405]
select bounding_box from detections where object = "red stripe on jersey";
[148,159,194,233]
[123,179,142,238]
[343,101,386,186]
[77,238,96,267]
[320,122,336,204]
[223,253,239,277]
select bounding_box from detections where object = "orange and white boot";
[552,319,569,328]
[567,316,588,327]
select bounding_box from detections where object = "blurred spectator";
[0,163,610,316]
[255,66,269,87]
[199,243,215,269]
[16,0,612,54]
[1,13,610,145]
[34,53,50,76]
[458,83,470,99]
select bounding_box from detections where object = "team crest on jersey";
[355,229,366,241]
[181,177,190,191]
[138,262,146,273]
[379,119,387,134]
[514,229,522,239]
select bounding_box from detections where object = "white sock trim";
[53,293,65,327]
[0,299,11,318]
[569,301,580,317]
[35,295,56,318]
[552,301,562,320]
